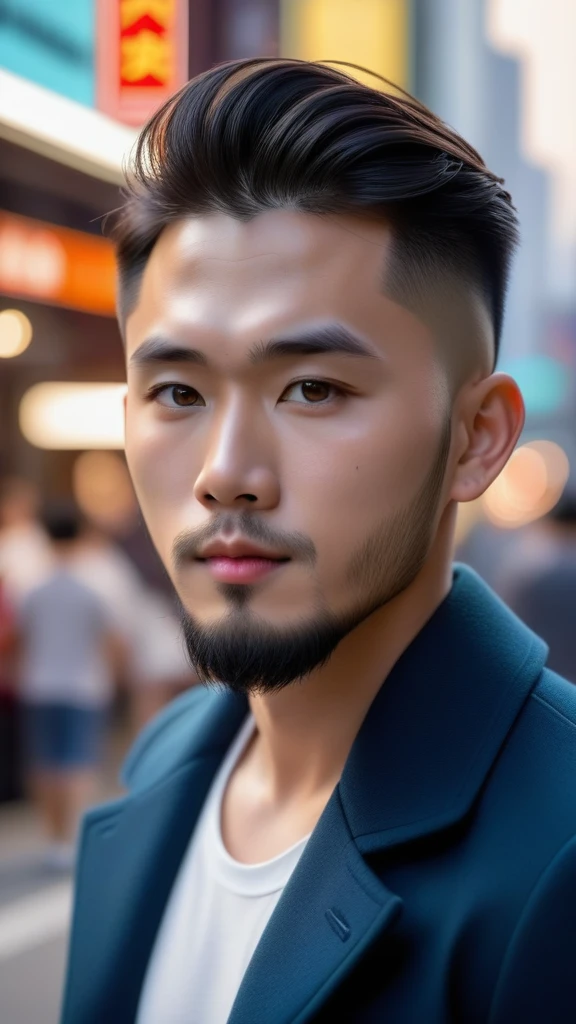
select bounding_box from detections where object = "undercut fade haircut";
[110,58,519,362]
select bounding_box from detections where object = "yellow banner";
[281,0,410,91]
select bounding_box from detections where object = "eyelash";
[144,379,349,409]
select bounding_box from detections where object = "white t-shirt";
[137,716,310,1024]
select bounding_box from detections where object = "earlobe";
[450,374,525,504]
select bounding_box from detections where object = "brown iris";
[171,386,202,406]
[300,381,331,402]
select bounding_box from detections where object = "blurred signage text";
[0,212,116,316]
[97,0,189,125]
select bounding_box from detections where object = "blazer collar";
[339,564,548,852]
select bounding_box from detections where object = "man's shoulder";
[528,667,576,736]
[484,672,576,1023]
[502,667,576,799]
[120,684,232,793]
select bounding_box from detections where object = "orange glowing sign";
[97,0,189,126]
[0,212,116,317]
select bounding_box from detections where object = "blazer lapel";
[228,788,402,1024]
[61,691,248,1024]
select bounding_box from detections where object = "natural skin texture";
[124,209,524,862]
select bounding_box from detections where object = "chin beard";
[179,598,375,695]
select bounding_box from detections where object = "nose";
[193,398,280,511]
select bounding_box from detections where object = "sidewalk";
[0,801,71,1024]
[0,800,44,865]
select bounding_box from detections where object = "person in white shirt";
[71,525,194,734]
[0,477,53,608]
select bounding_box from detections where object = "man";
[62,60,576,1023]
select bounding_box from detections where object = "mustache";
[172,511,317,569]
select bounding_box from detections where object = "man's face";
[124,210,453,691]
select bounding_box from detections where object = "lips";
[196,538,289,562]
[195,537,290,584]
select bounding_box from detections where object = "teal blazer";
[61,566,576,1023]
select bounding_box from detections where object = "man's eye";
[149,384,205,408]
[281,380,340,404]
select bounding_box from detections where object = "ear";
[450,373,525,503]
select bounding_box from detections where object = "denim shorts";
[21,702,106,769]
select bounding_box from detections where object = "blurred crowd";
[0,476,195,870]
[458,493,576,685]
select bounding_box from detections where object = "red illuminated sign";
[97,0,189,126]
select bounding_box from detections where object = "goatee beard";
[180,602,359,695]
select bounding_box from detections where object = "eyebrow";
[129,325,378,370]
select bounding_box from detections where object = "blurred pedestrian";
[14,502,123,870]
[129,588,194,734]
[0,572,15,681]
[0,572,21,801]
[498,494,576,683]
[0,477,53,607]
[69,520,144,689]
[72,521,195,736]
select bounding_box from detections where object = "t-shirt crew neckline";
[209,714,311,898]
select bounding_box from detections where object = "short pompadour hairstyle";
[110,58,519,360]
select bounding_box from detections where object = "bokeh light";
[19,382,126,450]
[483,440,570,528]
[0,309,33,358]
[72,450,136,533]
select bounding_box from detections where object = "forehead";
[125,210,434,360]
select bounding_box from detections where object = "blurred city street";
[1,0,576,1021]
[0,803,71,1024]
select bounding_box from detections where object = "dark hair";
[41,501,83,543]
[110,58,519,359]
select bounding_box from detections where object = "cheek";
[124,412,199,550]
[126,400,188,493]
[287,420,441,603]
[283,405,439,534]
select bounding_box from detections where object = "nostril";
[239,494,258,502]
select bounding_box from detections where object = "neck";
[247,508,456,801]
